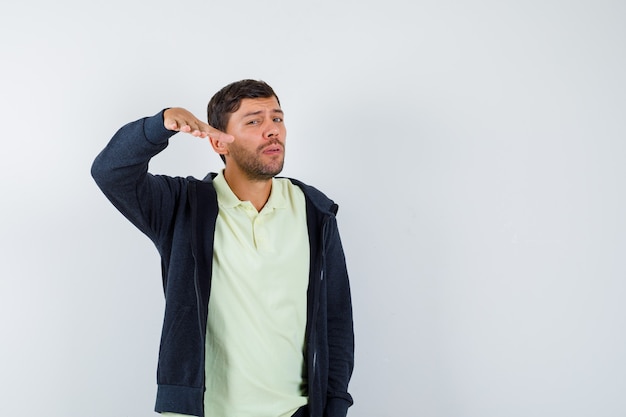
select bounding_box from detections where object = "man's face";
[224,96,286,181]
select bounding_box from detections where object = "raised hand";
[163,107,234,144]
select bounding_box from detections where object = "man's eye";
[247,120,259,125]
[273,117,283,123]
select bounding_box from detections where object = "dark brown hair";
[207,79,280,132]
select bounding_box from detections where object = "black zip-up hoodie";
[91,111,354,417]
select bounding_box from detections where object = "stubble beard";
[228,140,285,181]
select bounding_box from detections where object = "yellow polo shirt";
[164,172,309,417]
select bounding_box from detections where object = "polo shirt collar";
[213,171,287,210]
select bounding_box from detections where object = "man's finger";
[209,130,234,144]
[186,121,203,135]
[165,119,180,131]
[197,121,215,135]
[196,121,233,143]
[179,123,193,133]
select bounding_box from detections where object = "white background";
[1,1,625,416]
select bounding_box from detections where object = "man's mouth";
[261,143,284,155]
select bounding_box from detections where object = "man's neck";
[223,167,273,212]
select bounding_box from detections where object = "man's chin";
[247,166,283,181]
[265,161,285,178]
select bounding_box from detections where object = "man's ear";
[209,135,230,157]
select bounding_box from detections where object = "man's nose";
[265,125,280,139]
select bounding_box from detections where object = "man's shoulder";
[283,177,338,216]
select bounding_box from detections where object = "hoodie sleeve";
[324,215,355,417]
[91,110,185,245]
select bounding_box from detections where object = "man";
[91,79,354,417]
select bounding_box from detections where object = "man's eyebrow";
[242,109,284,118]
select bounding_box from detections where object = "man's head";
[207,80,286,180]
[208,79,279,135]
